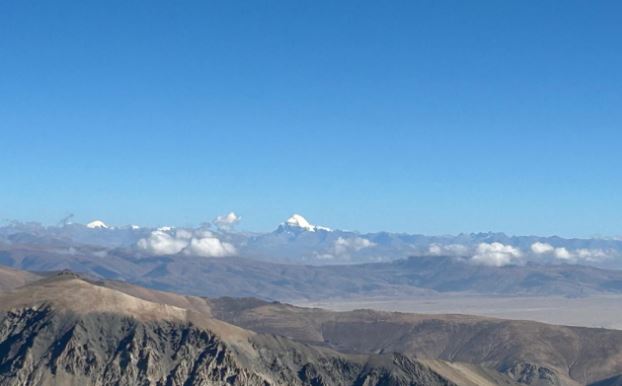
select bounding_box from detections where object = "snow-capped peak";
[86,220,108,229]
[286,214,314,230]
[283,214,331,232]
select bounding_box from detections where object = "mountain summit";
[286,214,315,231]
[280,214,331,232]
[86,220,109,229]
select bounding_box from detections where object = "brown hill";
[209,297,622,385]
[0,272,517,386]
[0,266,40,291]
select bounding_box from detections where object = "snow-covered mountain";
[275,214,332,233]
[86,220,109,229]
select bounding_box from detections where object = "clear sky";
[1,1,620,237]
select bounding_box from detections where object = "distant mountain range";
[1,215,621,268]
[2,215,622,304]
[1,242,622,301]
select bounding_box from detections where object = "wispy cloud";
[316,236,375,260]
[428,243,469,256]
[334,236,375,254]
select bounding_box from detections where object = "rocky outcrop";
[0,305,268,386]
[503,362,562,386]
[0,302,466,386]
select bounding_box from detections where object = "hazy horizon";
[1,213,621,240]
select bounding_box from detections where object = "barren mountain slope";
[0,266,40,291]
[37,274,622,386]
[0,273,517,386]
[210,297,622,386]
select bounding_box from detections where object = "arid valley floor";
[297,294,622,330]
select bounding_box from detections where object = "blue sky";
[1,1,620,237]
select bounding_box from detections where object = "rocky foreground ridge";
[0,271,621,385]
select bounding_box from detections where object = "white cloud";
[137,230,189,255]
[529,242,611,262]
[334,237,375,255]
[185,237,236,258]
[137,228,236,257]
[195,229,215,238]
[557,247,609,262]
[471,242,522,267]
[530,241,575,260]
[531,242,555,254]
[213,212,241,230]
[554,247,572,260]
[175,229,193,240]
[575,248,609,261]
[318,237,375,259]
[428,243,469,256]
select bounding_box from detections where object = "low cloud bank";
[428,242,521,267]
[317,236,375,260]
[530,242,611,262]
[185,236,237,257]
[471,242,522,267]
[137,230,188,255]
[334,236,375,255]
[426,241,616,267]
[137,228,236,257]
